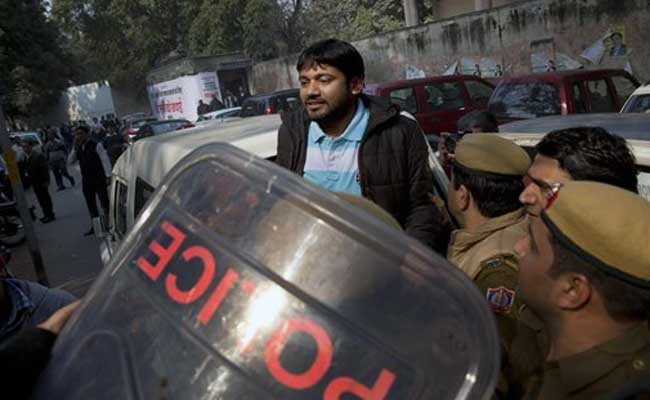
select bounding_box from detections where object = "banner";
[148,71,223,122]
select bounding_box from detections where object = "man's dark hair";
[549,236,650,321]
[452,164,524,218]
[457,111,498,133]
[74,125,89,134]
[297,39,365,82]
[536,127,638,193]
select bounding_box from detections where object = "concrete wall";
[250,0,649,94]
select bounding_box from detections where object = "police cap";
[454,134,530,177]
[542,181,650,287]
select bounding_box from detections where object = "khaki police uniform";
[446,134,531,360]
[513,182,650,400]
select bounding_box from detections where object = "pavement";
[9,165,105,295]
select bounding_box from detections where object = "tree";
[0,0,73,120]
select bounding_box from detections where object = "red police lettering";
[197,268,238,325]
[166,246,215,304]
[265,318,333,390]
[137,221,186,281]
[324,369,396,400]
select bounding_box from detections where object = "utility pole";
[0,104,49,286]
[403,0,420,27]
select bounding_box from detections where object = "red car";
[364,75,495,135]
[488,69,639,124]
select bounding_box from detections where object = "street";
[9,165,103,295]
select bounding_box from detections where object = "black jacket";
[277,95,449,253]
[25,150,50,186]
[76,139,105,181]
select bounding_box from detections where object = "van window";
[283,94,301,112]
[389,87,418,114]
[572,84,587,113]
[425,82,465,112]
[465,80,494,108]
[134,178,155,219]
[611,76,638,106]
[489,82,561,119]
[114,181,128,238]
[586,79,614,112]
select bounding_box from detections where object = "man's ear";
[458,184,471,212]
[555,272,591,310]
[349,77,364,96]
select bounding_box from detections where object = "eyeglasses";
[543,182,563,209]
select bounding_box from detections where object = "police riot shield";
[33,144,500,399]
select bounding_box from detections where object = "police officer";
[446,134,531,357]
[512,181,650,399]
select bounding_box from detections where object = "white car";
[621,83,650,113]
[195,107,242,126]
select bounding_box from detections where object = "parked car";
[621,83,650,113]
[9,132,43,149]
[364,75,495,136]
[196,107,242,125]
[488,69,639,123]
[240,89,301,117]
[133,119,194,142]
[499,113,650,201]
[121,112,148,124]
[122,117,158,144]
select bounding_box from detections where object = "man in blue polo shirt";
[277,39,449,253]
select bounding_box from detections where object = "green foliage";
[0,0,73,119]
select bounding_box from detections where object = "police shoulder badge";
[486,286,516,314]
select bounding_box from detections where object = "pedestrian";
[237,85,247,104]
[209,94,225,112]
[197,100,210,116]
[44,131,74,191]
[68,125,112,236]
[22,140,55,223]
[519,127,638,216]
[446,134,530,379]
[511,181,650,399]
[276,38,450,253]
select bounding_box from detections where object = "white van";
[102,114,451,264]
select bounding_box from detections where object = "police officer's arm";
[403,120,452,254]
[474,256,522,399]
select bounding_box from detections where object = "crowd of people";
[1,39,649,399]
[7,117,118,235]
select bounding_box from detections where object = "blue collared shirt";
[303,99,370,196]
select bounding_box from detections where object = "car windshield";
[622,94,650,113]
[133,118,156,128]
[489,82,562,119]
[151,121,185,135]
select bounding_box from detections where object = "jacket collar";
[283,94,400,141]
[552,322,650,394]
[449,208,526,254]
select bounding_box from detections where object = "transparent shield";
[33,143,499,400]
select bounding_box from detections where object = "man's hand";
[37,301,81,335]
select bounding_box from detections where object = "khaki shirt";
[447,208,527,323]
[521,322,650,400]
[447,209,528,396]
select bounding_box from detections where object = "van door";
[585,78,616,112]
[421,81,467,134]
